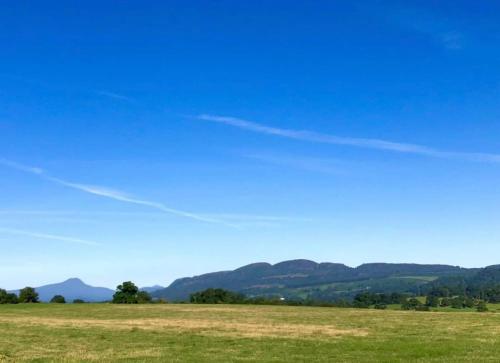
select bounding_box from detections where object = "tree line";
[0,287,41,304]
[0,282,494,312]
[0,281,154,304]
[187,288,490,312]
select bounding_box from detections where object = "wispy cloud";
[0,160,234,226]
[0,227,101,246]
[0,210,310,228]
[96,90,135,102]
[196,114,500,163]
[0,159,44,174]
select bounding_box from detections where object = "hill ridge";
[153,259,472,301]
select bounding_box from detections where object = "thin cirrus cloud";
[0,210,312,229]
[0,158,234,227]
[196,114,500,164]
[0,227,101,246]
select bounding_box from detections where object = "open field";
[1,304,500,362]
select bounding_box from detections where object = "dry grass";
[1,303,500,362]
[0,316,367,338]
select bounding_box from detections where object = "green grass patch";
[1,303,499,362]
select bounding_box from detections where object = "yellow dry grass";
[0,315,367,339]
[2,304,500,362]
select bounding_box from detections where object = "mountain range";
[12,260,500,303]
[152,259,476,301]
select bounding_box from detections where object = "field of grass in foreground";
[1,304,500,362]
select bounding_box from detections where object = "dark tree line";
[352,292,408,309]
[188,288,490,313]
[1,281,155,305]
[0,287,40,304]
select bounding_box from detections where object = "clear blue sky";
[1,1,500,289]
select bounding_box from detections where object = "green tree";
[50,295,66,303]
[401,297,422,310]
[0,289,18,304]
[464,297,475,308]
[425,295,439,307]
[477,301,488,312]
[73,299,85,304]
[440,297,451,307]
[190,288,246,304]
[112,281,152,304]
[137,291,152,303]
[451,297,464,309]
[18,287,39,303]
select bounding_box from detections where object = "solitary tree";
[18,287,39,303]
[112,281,152,304]
[50,295,66,303]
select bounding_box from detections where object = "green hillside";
[153,260,471,301]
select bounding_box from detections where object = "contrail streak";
[0,227,101,246]
[196,114,500,163]
[0,159,235,226]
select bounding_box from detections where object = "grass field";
[1,304,500,362]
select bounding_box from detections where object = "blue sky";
[1,1,500,289]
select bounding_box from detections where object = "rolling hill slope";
[153,259,472,301]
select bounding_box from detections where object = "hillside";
[10,278,114,302]
[153,260,472,301]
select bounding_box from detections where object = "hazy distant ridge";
[9,278,114,302]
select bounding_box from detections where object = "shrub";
[477,301,488,312]
[50,295,66,303]
[425,295,440,307]
[464,297,475,308]
[451,297,464,309]
[440,297,451,307]
[401,297,421,310]
[73,299,85,304]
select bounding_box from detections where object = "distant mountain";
[153,259,473,301]
[140,285,164,293]
[10,278,114,302]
